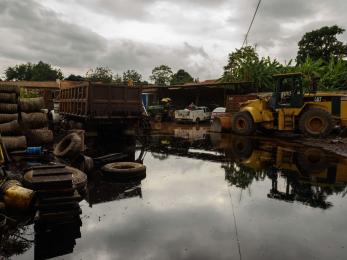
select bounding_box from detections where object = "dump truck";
[59,82,143,129]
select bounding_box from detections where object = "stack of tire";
[0,85,26,151]
[19,97,53,147]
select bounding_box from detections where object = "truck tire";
[21,112,48,129]
[101,162,146,180]
[1,136,27,151]
[232,111,255,135]
[0,93,17,103]
[0,120,22,136]
[299,108,333,138]
[19,97,45,112]
[26,128,53,146]
[195,118,200,124]
[0,114,18,124]
[0,103,18,114]
[53,133,82,157]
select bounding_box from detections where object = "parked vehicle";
[175,106,211,123]
[147,98,174,122]
[59,82,143,127]
[211,107,226,122]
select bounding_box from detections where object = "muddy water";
[8,124,347,259]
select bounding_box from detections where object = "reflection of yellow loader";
[232,73,347,137]
[230,138,347,185]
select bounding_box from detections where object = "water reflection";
[4,124,347,260]
[140,130,347,210]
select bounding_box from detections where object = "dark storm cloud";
[0,0,106,67]
[1,0,347,79]
[0,0,215,78]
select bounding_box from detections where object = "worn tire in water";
[19,97,45,112]
[1,136,27,151]
[0,93,17,103]
[0,113,18,124]
[21,112,48,129]
[101,162,146,180]
[0,120,22,136]
[53,133,82,157]
[0,103,18,114]
[26,128,53,146]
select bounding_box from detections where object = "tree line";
[2,25,347,90]
[2,62,196,86]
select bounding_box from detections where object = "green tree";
[170,69,194,85]
[222,46,283,90]
[122,69,142,83]
[65,74,84,81]
[297,25,347,64]
[5,61,63,81]
[150,65,173,86]
[85,67,113,83]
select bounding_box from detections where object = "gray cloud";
[1,0,347,80]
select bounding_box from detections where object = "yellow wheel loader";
[232,73,347,137]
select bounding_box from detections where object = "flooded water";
[4,123,347,260]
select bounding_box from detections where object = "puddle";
[4,123,347,260]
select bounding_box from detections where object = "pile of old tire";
[19,97,53,146]
[0,85,26,151]
[101,162,146,181]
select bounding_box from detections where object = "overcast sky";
[1,0,347,81]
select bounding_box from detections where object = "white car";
[211,107,227,122]
[174,106,211,123]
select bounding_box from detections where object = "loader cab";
[269,73,304,109]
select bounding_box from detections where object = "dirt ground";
[295,137,347,157]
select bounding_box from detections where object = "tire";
[21,112,48,129]
[1,136,27,151]
[0,103,18,114]
[0,85,20,94]
[296,148,328,174]
[19,97,45,112]
[299,108,333,138]
[0,114,18,124]
[26,128,53,146]
[0,120,22,136]
[230,137,253,159]
[195,118,200,124]
[53,133,82,157]
[232,111,255,135]
[65,166,88,191]
[101,162,146,180]
[0,93,17,103]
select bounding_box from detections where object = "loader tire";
[297,148,328,174]
[231,137,253,160]
[1,136,27,151]
[53,133,82,157]
[299,108,333,138]
[232,111,255,136]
